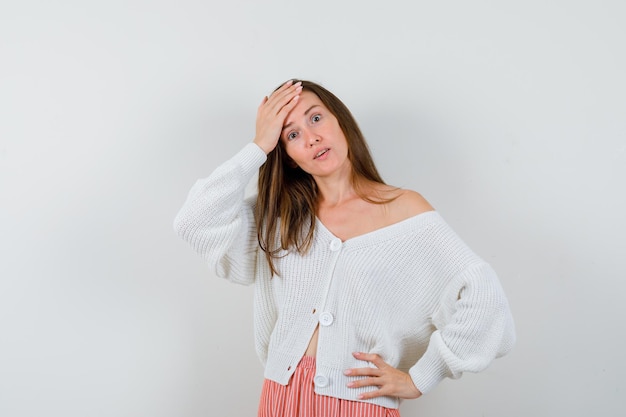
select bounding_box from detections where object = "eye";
[311,114,322,123]
[287,131,299,141]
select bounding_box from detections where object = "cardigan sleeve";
[408,262,516,394]
[173,143,268,285]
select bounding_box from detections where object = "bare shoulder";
[386,188,435,220]
[363,182,434,223]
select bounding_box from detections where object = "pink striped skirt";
[258,356,401,417]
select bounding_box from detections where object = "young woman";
[174,80,515,416]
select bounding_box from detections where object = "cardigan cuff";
[237,142,268,175]
[408,332,451,394]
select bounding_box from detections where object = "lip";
[313,148,330,160]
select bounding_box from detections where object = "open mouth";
[314,148,330,159]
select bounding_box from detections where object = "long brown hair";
[255,80,388,275]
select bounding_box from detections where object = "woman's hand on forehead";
[253,80,302,154]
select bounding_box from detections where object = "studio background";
[1,1,624,416]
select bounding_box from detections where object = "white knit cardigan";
[174,143,515,409]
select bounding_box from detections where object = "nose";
[305,130,321,147]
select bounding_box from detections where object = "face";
[280,91,350,179]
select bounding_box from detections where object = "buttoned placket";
[313,236,343,388]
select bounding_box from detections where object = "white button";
[314,374,329,387]
[319,312,334,326]
[329,238,342,251]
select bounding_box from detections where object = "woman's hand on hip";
[344,352,423,400]
[253,80,302,154]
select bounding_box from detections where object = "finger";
[267,82,302,110]
[258,89,300,129]
[267,80,296,104]
[346,376,381,389]
[276,92,300,116]
[261,90,301,125]
[358,388,387,400]
[344,366,383,377]
[268,79,295,98]
[352,352,387,369]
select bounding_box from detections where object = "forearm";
[173,143,267,282]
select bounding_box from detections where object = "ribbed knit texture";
[258,356,400,417]
[174,143,516,409]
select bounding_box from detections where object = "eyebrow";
[282,105,321,131]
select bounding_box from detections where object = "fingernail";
[347,382,354,387]
[358,394,364,399]
[343,369,352,375]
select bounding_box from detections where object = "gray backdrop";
[1,0,624,416]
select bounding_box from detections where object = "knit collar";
[314,210,441,250]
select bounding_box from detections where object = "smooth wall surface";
[1,1,624,416]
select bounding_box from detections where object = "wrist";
[253,138,273,155]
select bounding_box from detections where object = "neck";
[313,161,357,208]
[316,178,357,208]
